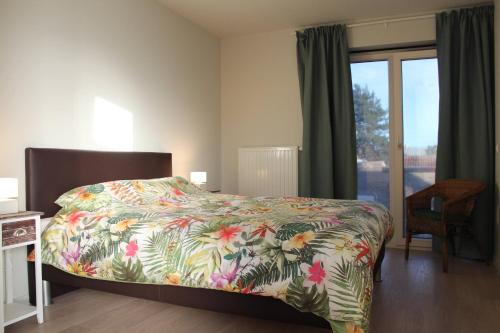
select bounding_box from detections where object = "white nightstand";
[0,211,43,332]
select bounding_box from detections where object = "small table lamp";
[190,171,207,190]
[0,178,18,214]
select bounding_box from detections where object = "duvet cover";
[41,177,393,333]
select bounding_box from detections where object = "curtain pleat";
[434,6,495,260]
[296,25,357,199]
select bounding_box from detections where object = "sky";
[351,59,439,149]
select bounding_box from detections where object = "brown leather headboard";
[25,148,172,217]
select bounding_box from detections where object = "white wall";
[221,30,302,194]
[0,0,220,299]
[221,18,435,194]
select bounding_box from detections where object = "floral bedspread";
[41,177,393,333]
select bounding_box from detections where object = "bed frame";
[26,147,385,328]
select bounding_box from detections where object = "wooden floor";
[6,249,500,333]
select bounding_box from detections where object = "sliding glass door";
[351,49,438,248]
[401,57,439,239]
[351,61,390,209]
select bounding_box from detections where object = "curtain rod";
[346,14,434,28]
[293,2,492,34]
[293,14,434,35]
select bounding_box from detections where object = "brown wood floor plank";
[6,249,500,333]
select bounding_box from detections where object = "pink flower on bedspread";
[68,211,87,226]
[300,259,326,290]
[124,240,139,257]
[325,215,342,225]
[61,244,95,276]
[361,204,375,213]
[60,244,97,277]
[210,265,238,289]
[308,261,326,284]
[61,244,80,265]
[159,197,181,208]
[210,273,229,289]
[80,263,97,276]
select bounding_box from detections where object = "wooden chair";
[405,179,485,273]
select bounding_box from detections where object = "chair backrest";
[434,179,485,201]
[434,179,485,220]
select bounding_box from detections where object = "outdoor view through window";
[351,61,391,208]
[351,58,439,225]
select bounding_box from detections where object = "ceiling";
[159,0,487,38]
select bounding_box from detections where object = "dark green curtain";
[435,6,495,261]
[296,25,357,199]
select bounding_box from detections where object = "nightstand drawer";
[2,219,36,246]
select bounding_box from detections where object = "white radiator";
[238,146,298,197]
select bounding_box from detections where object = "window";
[351,49,439,247]
[402,58,439,239]
[351,61,390,209]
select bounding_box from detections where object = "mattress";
[40,177,393,333]
[41,217,52,231]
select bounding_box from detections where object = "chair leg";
[442,238,448,273]
[405,231,412,260]
[449,228,456,257]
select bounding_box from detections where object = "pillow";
[55,176,203,210]
[55,180,128,211]
[54,182,109,209]
[161,176,205,195]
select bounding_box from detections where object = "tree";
[425,145,437,155]
[353,84,389,163]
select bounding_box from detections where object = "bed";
[26,148,393,333]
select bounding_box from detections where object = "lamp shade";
[0,178,18,199]
[190,172,207,184]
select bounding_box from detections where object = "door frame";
[351,48,437,249]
